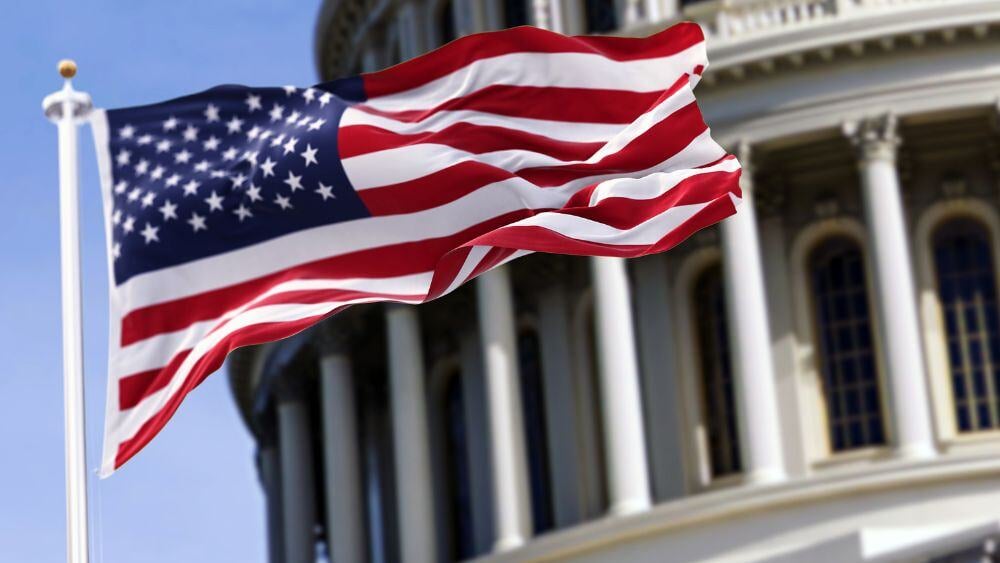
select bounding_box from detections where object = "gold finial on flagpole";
[58,59,77,79]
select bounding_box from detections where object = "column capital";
[314,319,353,357]
[843,113,900,163]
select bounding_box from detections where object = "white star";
[246,184,263,202]
[259,130,273,141]
[116,149,131,166]
[204,104,221,122]
[163,116,178,131]
[140,222,159,244]
[128,187,142,201]
[174,149,192,164]
[158,199,178,221]
[301,144,318,167]
[155,139,172,153]
[260,157,277,177]
[222,147,239,161]
[112,209,122,225]
[315,182,336,201]
[141,191,156,208]
[246,125,262,140]
[230,172,247,188]
[188,212,207,232]
[302,88,317,103]
[182,180,201,196]
[274,193,293,210]
[182,125,199,142]
[210,170,228,179]
[282,85,297,96]
[283,171,303,192]
[135,160,150,176]
[122,215,136,233]
[150,165,165,181]
[165,174,182,188]
[269,103,284,122]
[271,133,286,148]
[318,92,332,107]
[242,150,259,165]
[194,160,211,173]
[112,242,121,260]
[118,124,135,139]
[233,204,253,222]
[282,136,298,155]
[203,136,221,151]
[137,134,153,145]
[285,110,300,125]
[114,180,127,194]
[226,116,244,134]
[308,118,327,131]
[204,191,225,212]
[245,93,262,112]
[296,115,311,128]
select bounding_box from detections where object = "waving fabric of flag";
[92,22,741,476]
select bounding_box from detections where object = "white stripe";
[513,193,738,246]
[588,157,741,206]
[441,246,490,297]
[112,272,434,376]
[341,107,625,144]
[343,85,698,190]
[365,45,706,113]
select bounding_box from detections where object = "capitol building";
[228,1,1000,561]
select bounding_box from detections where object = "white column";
[719,143,786,485]
[258,439,285,563]
[845,114,937,459]
[316,325,365,563]
[532,0,552,30]
[590,257,652,515]
[385,304,437,563]
[276,382,318,563]
[476,267,533,551]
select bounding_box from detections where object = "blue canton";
[105,78,369,285]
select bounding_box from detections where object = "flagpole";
[43,59,93,563]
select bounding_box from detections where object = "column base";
[743,467,787,486]
[608,497,652,518]
[894,442,938,461]
[493,535,527,553]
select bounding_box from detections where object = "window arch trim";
[914,198,1000,443]
[789,218,892,465]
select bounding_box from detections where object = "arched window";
[583,0,617,33]
[518,328,554,534]
[437,0,457,45]
[692,263,741,478]
[809,237,886,452]
[503,0,530,27]
[932,219,1000,432]
[442,371,475,560]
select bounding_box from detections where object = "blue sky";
[0,2,323,561]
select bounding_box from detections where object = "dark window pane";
[810,237,887,451]
[584,0,617,33]
[517,330,554,534]
[693,264,742,477]
[933,219,1000,432]
[503,0,530,27]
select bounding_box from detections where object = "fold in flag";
[92,22,741,476]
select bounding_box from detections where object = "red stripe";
[357,161,514,216]
[339,122,605,161]
[114,313,338,470]
[356,86,667,125]
[120,210,536,347]
[469,192,739,258]
[362,23,705,98]
[518,100,707,187]
[118,289,424,411]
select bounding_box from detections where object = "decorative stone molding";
[843,113,901,163]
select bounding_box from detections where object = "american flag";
[92,22,741,476]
